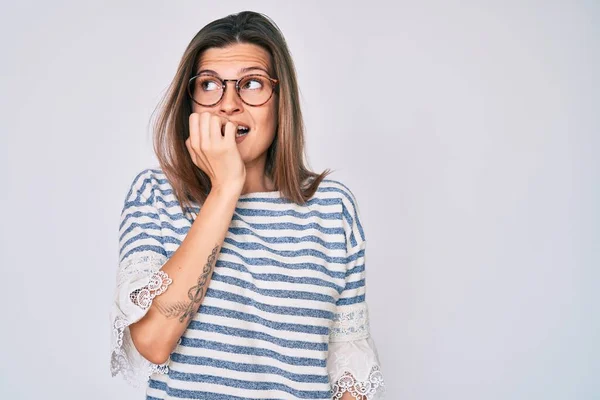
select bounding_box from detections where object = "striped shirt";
[110,167,384,399]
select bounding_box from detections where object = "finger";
[185,137,197,164]
[185,137,191,153]
[199,112,212,151]
[223,121,237,146]
[191,113,211,171]
[209,114,224,142]
[189,112,201,150]
[188,113,206,164]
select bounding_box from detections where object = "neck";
[240,157,275,195]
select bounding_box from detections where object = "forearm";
[129,184,241,364]
[339,392,364,400]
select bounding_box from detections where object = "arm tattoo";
[179,244,219,323]
[154,244,220,323]
[154,300,189,318]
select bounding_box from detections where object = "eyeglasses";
[187,73,279,107]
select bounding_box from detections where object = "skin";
[187,42,278,195]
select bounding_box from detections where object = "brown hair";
[152,11,331,213]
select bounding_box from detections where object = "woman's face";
[191,43,278,166]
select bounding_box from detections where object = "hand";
[186,112,246,192]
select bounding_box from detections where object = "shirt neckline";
[238,190,282,199]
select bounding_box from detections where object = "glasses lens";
[238,75,272,105]
[189,75,222,106]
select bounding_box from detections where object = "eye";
[241,77,264,90]
[197,77,221,91]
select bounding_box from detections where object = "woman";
[110,11,385,400]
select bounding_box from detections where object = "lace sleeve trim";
[110,252,170,387]
[330,301,370,342]
[332,365,385,399]
[110,316,169,386]
[129,270,173,309]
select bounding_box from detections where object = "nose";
[219,81,243,115]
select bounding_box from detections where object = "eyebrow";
[196,66,270,76]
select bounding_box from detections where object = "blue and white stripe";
[117,168,368,399]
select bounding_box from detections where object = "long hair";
[152,11,331,213]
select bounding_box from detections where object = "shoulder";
[318,178,361,215]
[128,166,166,189]
[319,178,366,249]
[125,166,170,202]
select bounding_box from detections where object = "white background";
[1,1,598,399]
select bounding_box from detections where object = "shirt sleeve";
[109,169,171,387]
[327,185,386,399]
